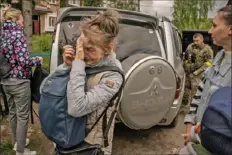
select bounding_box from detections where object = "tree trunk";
[22,0,32,52]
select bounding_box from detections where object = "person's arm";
[184,44,192,62]
[14,31,41,67]
[186,44,192,53]
[184,79,205,124]
[67,60,123,117]
[183,74,206,144]
[203,46,214,65]
[192,46,214,76]
[184,61,203,74]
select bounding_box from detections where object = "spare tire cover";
[118,53,177,129]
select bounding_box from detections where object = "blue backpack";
[201,87,232,155]
[39,66,124,149]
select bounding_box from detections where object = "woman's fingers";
[75,39,84,60]
[64,53,74,58]
[63,45,75,55]
[62,45,76,66]
[63,45,73,50]
[64,50,75,55]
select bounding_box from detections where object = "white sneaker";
[13,138,30,151]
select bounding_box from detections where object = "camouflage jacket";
[184,50,232,124]
[184,43,214,76]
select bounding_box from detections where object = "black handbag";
[31,66,49,103]
[0,52,11,78]
[30,66,49,124]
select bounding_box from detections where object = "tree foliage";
[60,0,139,11]
[1,0,37,10]
[82,0,104,7]
[60,0,70,7]
[108,0,139,11]
[173,0,216,31]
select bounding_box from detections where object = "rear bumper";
[158,75,186,126]
[157,101,182,125]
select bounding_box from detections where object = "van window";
[172,28,181,57]
[57,16,162,64]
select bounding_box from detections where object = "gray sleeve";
[40,64,71,94]
[67,60,123,117]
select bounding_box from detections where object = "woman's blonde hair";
[4,8,22,21]
[80,9,120,53]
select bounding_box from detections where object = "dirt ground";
[0,103,188,155]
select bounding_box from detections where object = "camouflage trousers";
[182,74,191,105]
[182,74,201,105]
[190,74,201,98]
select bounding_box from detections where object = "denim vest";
[185,50,231,124]
[196,50,231,122]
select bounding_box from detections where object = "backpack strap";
[85,66,125,147]
[87,72,106,91]
[86,66,124,76]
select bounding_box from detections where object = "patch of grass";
[32,34,52,53]
[31,33,52,71]
[0,142,14,155]
[42,56,50,71]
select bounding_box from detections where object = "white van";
[49,7,186,129]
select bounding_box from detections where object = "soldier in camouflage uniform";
[182,33,214,105]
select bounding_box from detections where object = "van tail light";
[175,76,181,99]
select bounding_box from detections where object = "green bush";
[32,34,52,70]
[0,142,14,155]
[32,34,52,53]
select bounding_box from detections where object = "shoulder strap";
[85,66,125,146]
[87,72,106,91]
[86,66,124,76]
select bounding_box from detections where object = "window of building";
[69,0,79,5]
[49,16,56,27]
[49,0,57,4]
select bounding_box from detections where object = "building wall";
[38,0,60,33]
[40,14,46,33]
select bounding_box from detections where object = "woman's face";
[208,13,232,47]
[79,33,111,65]
[16,14,24,27]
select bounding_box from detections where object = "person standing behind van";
[183,5,232,145]
[183,33,214,105]
[0,8,42,155]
